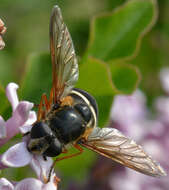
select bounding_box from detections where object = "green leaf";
[56,149,96,183]
[0,84,10,119]
[20,53,52,103]
[109,63,141,94]
[77,57,114,127]
[0,52,14,87]
[87,0,157,62]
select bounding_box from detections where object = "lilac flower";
[110,90,148,142]
[0,175,58,190]
[111,90,147,126]
[0,139,58,188]
[109,88,168,189]
[0,83,36,147]
[109,120,169,190]
[1,138,53,179]
[0,83,58,189]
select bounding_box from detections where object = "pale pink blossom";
[0,175,58,190]
[111,90,148,141]
[0,135,57,185]
[109,86,168,189]
[0,83,36,147]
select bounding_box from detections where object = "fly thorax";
[48,106,86,144]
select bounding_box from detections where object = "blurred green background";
[0,0,125,86]
[0,0,169,189]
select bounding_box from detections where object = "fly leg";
[37,94,50,121]
[47,144,83,182]
[49,86,54,106]
[54,144,83,162]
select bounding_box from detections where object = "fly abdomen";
[74,103,92,123]
[69,88,98,130]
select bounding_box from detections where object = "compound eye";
[30,122,53,139]
[74,103,92,123]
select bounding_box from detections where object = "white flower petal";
[30,156,53,182]
[0,116,6,139]
[23,111,37,126]
[6,83,19,112]
[15,178,43,190]
[0,178,14,190]
[1,142,32,167]
[42,174,58,190]
[42,181,57,190]
[19,125,32,134]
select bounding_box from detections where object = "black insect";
[27,6,166,181]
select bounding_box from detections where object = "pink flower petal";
[13,101,34,125]
[0,102,34,146]
[15,178,43,190]
[22,111,37,126]
[0,116,6,139]
[19,111,36,134]
[111,90,146,126]
[1,142,32,167]
[6,83,19,112]
[0,178,14,190]
[30,156,53,182]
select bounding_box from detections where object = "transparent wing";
[80,127,166,177]
[50,6,79,102]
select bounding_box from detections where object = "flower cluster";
[0,18,6,50]
[0,83,58,190]
[109,89,169,190]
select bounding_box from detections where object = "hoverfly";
[27,5,166,180]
